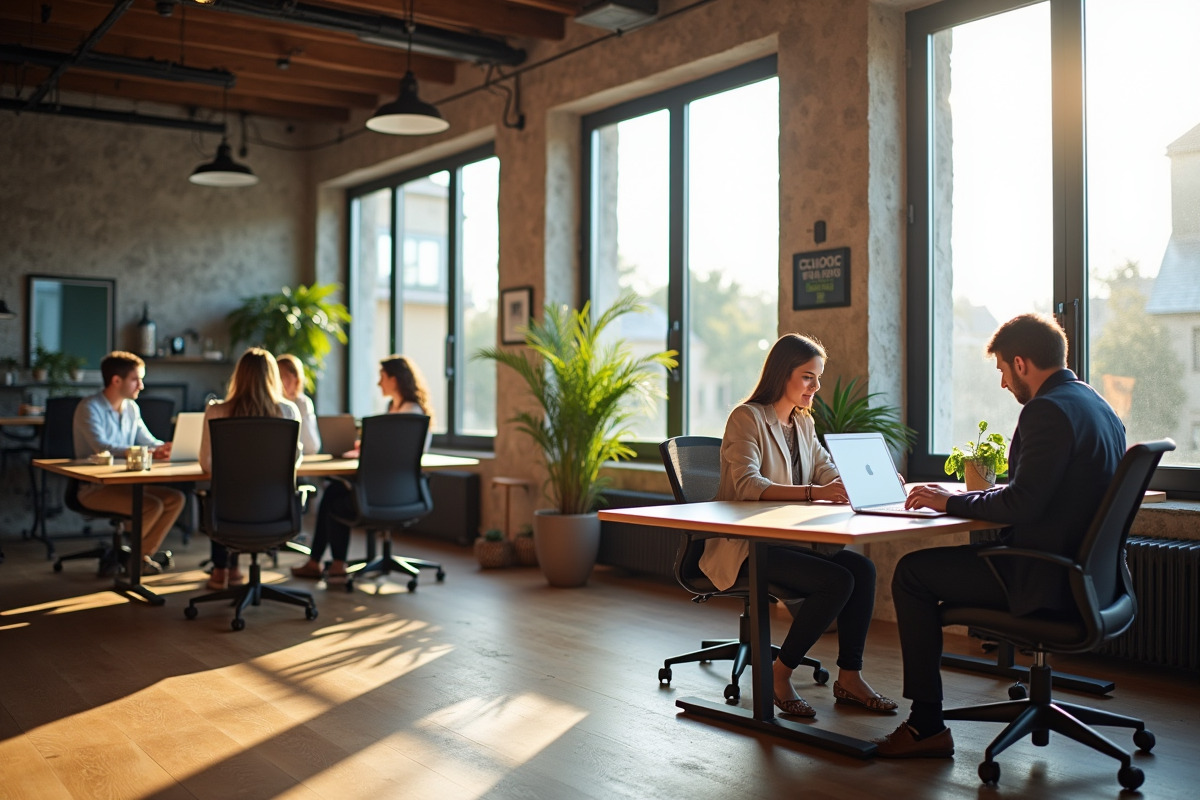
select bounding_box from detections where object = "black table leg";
[113,483,164,605]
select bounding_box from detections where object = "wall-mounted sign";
[793,247,850,310]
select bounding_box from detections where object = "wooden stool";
[491,476,530,537]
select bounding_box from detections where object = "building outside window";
[346,146,499,446]
[907,0,1200,494]
[583,57,780,449]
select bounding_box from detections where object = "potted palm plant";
[476,293,677,587]
[945,420,1009,491]
[226,283,350,390]
[811,376,917,453]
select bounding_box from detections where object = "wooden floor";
[1,528,1197,800]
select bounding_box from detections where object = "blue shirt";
[73,392,162,458]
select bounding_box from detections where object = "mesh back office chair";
[33,396,132,572]
[339,414,438,592]
[185,417,317,631]
[942,439,1174,792]
[657,437,828,703]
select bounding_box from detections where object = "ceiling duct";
[0,99,225,133]
[0,45,236,89]
[575,0,658,30]
[180,0,525,65]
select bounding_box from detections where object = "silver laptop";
[169,411,206,462]
[824,432,945,517]
[316,414,358,457]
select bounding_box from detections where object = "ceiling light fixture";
[189,98,259,187]
[366,0,448,136]
[0,298,15,320]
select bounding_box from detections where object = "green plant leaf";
[811,377,917,453]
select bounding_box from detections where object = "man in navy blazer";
[874,313,1126,758]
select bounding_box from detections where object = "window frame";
[581,55,779,457]
[345,142,497,450]
[905,0,1197,497]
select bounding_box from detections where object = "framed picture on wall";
[500,286,534,345]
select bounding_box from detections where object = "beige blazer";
[698,402,840,591]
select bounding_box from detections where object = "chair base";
[185,557,317,631]
[941,638,1114,695]
[944,657,1153,790]
[347,533,444,592]
[658,606,829,703]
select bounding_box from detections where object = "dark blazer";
[946,369,1126,615]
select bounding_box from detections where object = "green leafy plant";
[483,528,505,542]
[944,420,1009,480]
[32,345,84,395]
[476,293,678,515]
[516,523,533,538]
[226,283,350,390]
[811,376,917,453]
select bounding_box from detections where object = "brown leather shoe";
[873,722,954,758]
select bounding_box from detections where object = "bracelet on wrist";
[806,483,813,503]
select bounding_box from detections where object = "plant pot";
[31,368,47,383]
[533,509,600,588]
[474,537,512,569]
[70,369,84,382]
[964,459,997,492]
[512,535,538,566]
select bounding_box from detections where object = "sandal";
[833,680,898,713]
[228,569,245,587]
[772,693,816,718]
[290,561,323,579]
[324,562,349,585]
[206,568,228,591]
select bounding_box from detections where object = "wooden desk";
[599,500,994,758]
[32,452,480,605]
[0,415,45,427]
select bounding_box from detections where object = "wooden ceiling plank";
[325,0,566,41]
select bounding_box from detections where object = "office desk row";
[32,452,479,605]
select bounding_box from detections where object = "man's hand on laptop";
[153,441,173,460]
[905,484,952,512]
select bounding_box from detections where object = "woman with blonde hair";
[706,333,895,718]
[200,347,301,590]
[275,353,320,456]
[290,354,432,582]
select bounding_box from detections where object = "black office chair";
[340,414,438,592]
[657,436,828,703]
[136,396,176,442]
[942,439,1175,792]
[185,417,318,631]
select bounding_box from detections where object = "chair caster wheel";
[436,570,445,582]
[978,760,1000,785]
[724,683,740,703]
[813,667,830,685]
[53,561,63,572]
[407,579,418,591]
[658,667,672,685]
[1008,682,1027,700]
[305,606,318,621]
[1133,729,1155,752]
[1118,765,1144,791]
[231,618,246,631]
[184,605,198,620]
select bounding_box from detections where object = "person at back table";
[874,312,1127,758]
[276,353,321,456]
[199,347,301,590]
[290,354,432,583]
[706,333,897,718]
[73,350,183,575]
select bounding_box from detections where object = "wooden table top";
[0,415,44,426]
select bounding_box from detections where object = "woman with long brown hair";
[200,347,301,590]
[704,333,895,718]
[290,354,432,582]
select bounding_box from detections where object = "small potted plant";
[63,353,86,382]
[31,344,54,383]
[0,356,18,386]
[945,420,1009,491]
[474,528,512,569]
[512,523,537,567]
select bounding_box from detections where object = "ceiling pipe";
[24,0,136,109]
[0,45,236,89]
[0,99,225,133]
[177,0,525,65]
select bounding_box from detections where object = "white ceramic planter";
[533,509,600,588]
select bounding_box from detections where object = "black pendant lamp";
[367,0,449,136]
[189,137,258,186]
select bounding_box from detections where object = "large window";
[583,57,780,447]
[908,0,1200,494]
[347,145,499,447]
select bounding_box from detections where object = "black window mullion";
[666,98,687,438]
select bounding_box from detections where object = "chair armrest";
[975,546,1081,574]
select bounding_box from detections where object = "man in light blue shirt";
[73,351,184,573]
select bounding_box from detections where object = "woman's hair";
[744,334,828,409]
[275,353,305,394]
[380,354,433,425]
[224,347,285,418]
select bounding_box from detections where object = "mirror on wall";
[26,275,116,369]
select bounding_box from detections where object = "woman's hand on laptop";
[905,484,951,512]
[813,479,849,504]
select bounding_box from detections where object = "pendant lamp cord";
[405,0,415,73]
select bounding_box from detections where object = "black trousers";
[308,480,355,562]
[891,543,1009,704]
[760,546,877,672]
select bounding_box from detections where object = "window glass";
[459,156,500,437]
[926,3,1052,454]
[1085,0,1200,466]
[348,187,393,420]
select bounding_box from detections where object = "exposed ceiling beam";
[25,0,135,107]
[328,0,566,41]
[0,97,226,132]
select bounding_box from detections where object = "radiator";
[1095,537,1200,671]
[597,489,678,578]
[407,470,480,546]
